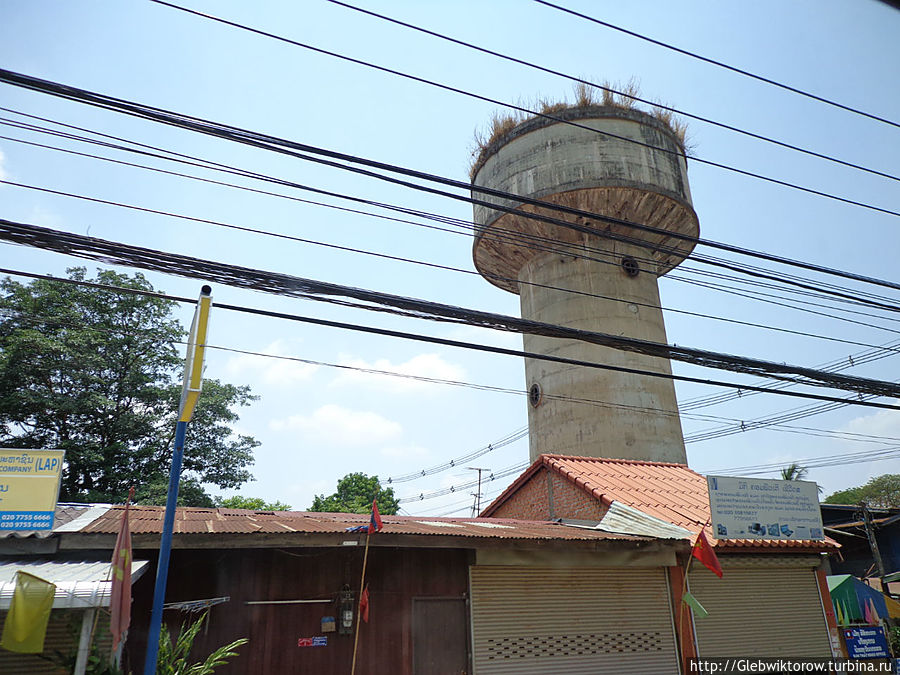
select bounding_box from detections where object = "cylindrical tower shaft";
[471,106,698,464]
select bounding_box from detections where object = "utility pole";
[143,286,212,675]
[467,467,490,517]
[859,502,890,596]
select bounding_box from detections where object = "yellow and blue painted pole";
[143,285,212,675]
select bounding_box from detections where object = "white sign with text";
[706,475,824,540]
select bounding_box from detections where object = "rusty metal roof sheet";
[484,454,836,551]
[0,503,111,539]
[73,505,658,544]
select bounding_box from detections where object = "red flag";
[109,491,133,649]
[359,585,370,623]
[368,499,382,534]
[692,530,723,578]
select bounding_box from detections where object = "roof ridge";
[540,453,692,469]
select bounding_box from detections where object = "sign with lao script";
[706,475,824,540]
[0,449,64,531]
[843,626,890,659]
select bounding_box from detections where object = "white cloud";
[380,443,430,460]
[225,339,317,386]
[269,404,402,446]
[842,406,900,439]
[0,148,7,181]
[332,353,466,393]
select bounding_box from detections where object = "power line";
[673,276,900,338]
[7,301,896,451]
[705,446,900,478]
[193,343,900,449]
[384,429,528,484]
[1,115,703,283]
[5,173,899,356]
[10,275,900,491]
[0,117,493,238]
[438,445,900,512]
[325,0,898,182]
[424,482,512,517]
[679,340,900,411]
[183,346,900,449]
[398,461,530,504]
[4,262,900,414]
[5,219,900,401]
[140,2,900,219]
[14,107,898,313]
[533,0,900,130]
[10,117,898,320]
[1,111,897,338]
[15,98,900,326]
[7,119,900,338]
[685,398,873,444]
[671,265,900,317]
[196,348,900,487]
[3,89,900,325]
[407,442,900,502]
[434,444,900,515]
[177,344,900,449]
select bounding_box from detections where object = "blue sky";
[1,0,898,514]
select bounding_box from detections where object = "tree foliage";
[216,496,292,511]
[0,268,259,505]
[825,474,900,508]
[780,463,808,481]
[310,472,399,515]
[157,610,247,674]
[135,477,218,509]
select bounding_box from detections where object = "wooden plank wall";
[127,546,471,675]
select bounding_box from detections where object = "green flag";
[682,590,709,619]
[1,571,56,653]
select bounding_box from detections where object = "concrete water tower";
[471,106,698,464]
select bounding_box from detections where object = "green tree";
[136,477,218,508]
[824,486,866,505]
[0,268,259,505]
[216,495,292,511]
[780,463,808,481]
[310,472,399,515]
[825,474,900,508]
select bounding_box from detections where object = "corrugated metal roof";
[0,503,106,539]
[829,513,900,529]
[74,505,654,543]
[597,501,695,539]
[483,454,836,551]
[0,558,149,609]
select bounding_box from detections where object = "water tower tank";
[471,105,699,464]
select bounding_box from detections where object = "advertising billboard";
[706,475,824,540]
[0,449,64,531]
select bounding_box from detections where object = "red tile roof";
[483,454,836,551]
[75,505,655,544]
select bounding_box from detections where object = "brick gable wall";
[487,467,608,521]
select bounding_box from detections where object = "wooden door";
[413,597,469,675]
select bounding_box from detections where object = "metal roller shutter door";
[690,564,831,657]
[470,566,680,675]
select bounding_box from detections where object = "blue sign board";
[843,626,889,659]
